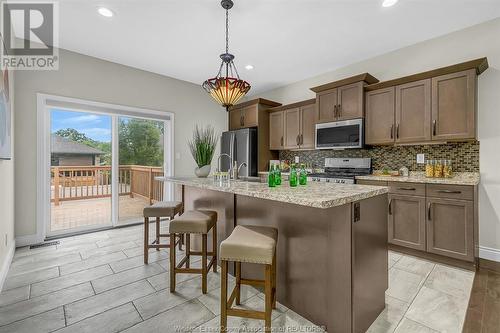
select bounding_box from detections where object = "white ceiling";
[12,0,500,95]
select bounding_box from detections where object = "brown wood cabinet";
[388,194,426,251]
[365,59,487,145]
[228,105,259,130]
[365,87,395,145]
[284,108,301,149]
[426,198,474,261]
[316,82,364,123]
[228,99,282,171]
[269,111,284,150]
[268,99,316,150]
[311,73,379,124]
[395,79,431,143]
[431,69,476,141]
[356,179,477,266]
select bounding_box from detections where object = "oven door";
[315,119,364,149]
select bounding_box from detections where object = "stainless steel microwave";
[315,118,364,150]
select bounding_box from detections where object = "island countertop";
[157,177,388,209]
[356,171,480,186]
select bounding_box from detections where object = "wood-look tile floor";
[0,224,475,333]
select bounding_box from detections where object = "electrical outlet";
[294,156,300,164]
[417,154,425,164]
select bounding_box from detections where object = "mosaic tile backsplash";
[280,141,479,172]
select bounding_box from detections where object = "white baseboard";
[0,239,16,292]
[479,246,500,262]
[15,234,42,248]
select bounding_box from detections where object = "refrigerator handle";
[230,132,235,169]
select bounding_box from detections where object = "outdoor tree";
[118,119,163,167]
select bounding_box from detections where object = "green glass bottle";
[289,164,298,187]
[299,163,307,185]
[268,164,276,187]
[275,163,282,186]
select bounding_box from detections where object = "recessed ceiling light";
[245,65,254,70]
[98,7,114,17]
[382,0,398,7]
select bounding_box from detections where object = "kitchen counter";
[158,176,388,209]
[158,177,388,332]
[356,171,479,186]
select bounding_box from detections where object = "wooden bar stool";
[169,210,218,294]
[143,201,183,264]
[219,225,278,333]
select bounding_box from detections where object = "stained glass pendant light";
[202,0,251,111]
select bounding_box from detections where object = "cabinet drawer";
[426,184,473,201]
[356,180,388,186]
[388,182,425,196]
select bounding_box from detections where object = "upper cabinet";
[268,99,316,151]
[365,58,488,146]
[431,70,476,141]
[228,98,282,171]
[311,73,379,123]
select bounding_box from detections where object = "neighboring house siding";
[52,154,98,166]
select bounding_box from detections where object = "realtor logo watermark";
[1,1,59,70]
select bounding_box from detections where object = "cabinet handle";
[338,104,342,118]
[390,124,394,139]
[296,135,300,145]
[280,136,283,147]
[437,190,462,194]
[397,187,416,191]
[333,105,337,118]
[433,120,437,136]
[300,134,303,145]
[240,116,244,127]
[427,202,432,221]
[396,123,400,139]
[388,198,392,215]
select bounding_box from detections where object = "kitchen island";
[158,177,389,333]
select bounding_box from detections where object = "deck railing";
[51,165,164,206]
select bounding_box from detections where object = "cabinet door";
[317,89,337,123]
[365,87,395,145]
[431,69,476,141]
[229,109,242,130]
[284,108,301,149]
[299,104,315,149]
[396,79,431,143]
[427,198,474,262]
[269,111,284,150]
[388,194,426,251]
[242,105,258,128]
[337,82,364,120]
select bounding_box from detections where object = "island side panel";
[235,195,353,332]
[178,185,236,266]
[352,194,388,333]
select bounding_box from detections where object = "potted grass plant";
[188,125,218,177]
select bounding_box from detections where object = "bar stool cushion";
[220,225,277,265]
[143,201,182,218]
[169,210,217,234]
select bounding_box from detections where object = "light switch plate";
[417,154,425,164]
[175,152,181,160]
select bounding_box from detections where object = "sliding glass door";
[47,106,171,236]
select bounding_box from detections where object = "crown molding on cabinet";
[310,73,379,93]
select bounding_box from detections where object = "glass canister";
[425,160,435,178]
[443,160,453,178]
[434,159,444,178]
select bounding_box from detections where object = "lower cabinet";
[426,198,474,261]
[388,194,426,251]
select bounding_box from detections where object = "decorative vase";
[194,165,211,178]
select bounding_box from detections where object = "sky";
[51,108,112,142]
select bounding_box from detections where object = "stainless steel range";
[308,158,372,184]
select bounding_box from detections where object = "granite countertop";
[356,172,480,186]
[157,177,388,209]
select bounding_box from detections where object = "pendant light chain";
[226,8,229,55]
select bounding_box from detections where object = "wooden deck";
[50,195,150,232]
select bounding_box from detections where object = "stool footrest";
[226,308,265,320]
[241,278,265,287]
[175,267,203,274]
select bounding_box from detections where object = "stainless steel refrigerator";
[220,128,258,177]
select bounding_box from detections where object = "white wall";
[257,18,500,259]
[0,70,15,289]
[14,47,226,241]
